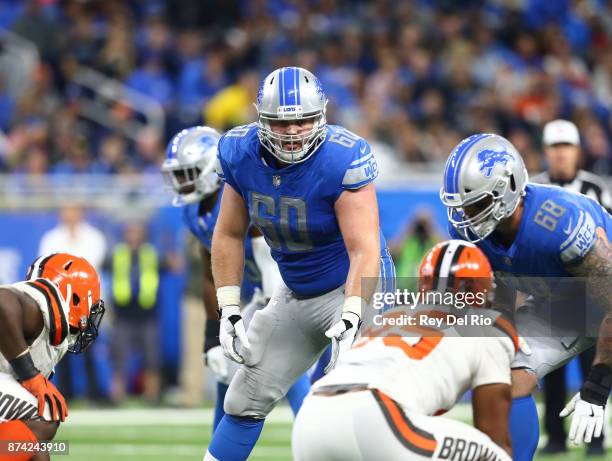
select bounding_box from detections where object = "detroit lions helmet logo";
[256,82,264,108]
[477,149,512,177]
[314,76,325,102]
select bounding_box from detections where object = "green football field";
[55,404,611,460]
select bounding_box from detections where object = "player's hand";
[560,392,605,444]
[324,311,361,374]
[20,373,67,422]
[203,345,230,384]
[219,305,251,364]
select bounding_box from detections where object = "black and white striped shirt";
[530,169,612,212]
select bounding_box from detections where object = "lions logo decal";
[477,149,512,177]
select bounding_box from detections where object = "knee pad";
[224,368,285,418]
[0,420,38,461]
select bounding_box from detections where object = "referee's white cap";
[543,119,580,146]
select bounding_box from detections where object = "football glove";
[203,345,230,384]
[560,364,611,444]
[20,373,67,422]
[219,304,251,364]
[324,311,361,374]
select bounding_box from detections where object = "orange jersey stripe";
[28,279,66,346]
[374,389,437,456]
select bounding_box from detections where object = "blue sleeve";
[181,206,195,236]
[557,207,596,265]
[216,134,242,195]
[340,138,378,190]
[531,195,596,266]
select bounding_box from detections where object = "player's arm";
[565,234,612,368]
[200,244,229,381]
[336,182,381,307]
[211,183,251,363]
[211,183,248,288]
[0,288,43,361]
[563,232,612,443]
[324,183,381,372]
[0,288,67,422]
[201,244,220,332]
[472,383,512,456]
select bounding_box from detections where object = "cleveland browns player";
[293,240,517,461]
[0,253,105,461]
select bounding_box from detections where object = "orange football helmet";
[418,240,494,308]
[27,253,105,353]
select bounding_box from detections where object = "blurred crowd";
[1,0,612,176]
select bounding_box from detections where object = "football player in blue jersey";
[161,126,311,432]
[203,67,395,461]
[440,133,612,461]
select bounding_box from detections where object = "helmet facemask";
[257,109,327,164]
[162,126,222,206]
[442,173,523,243]
[68,289,105,354]
[161,155,220,206]
[256,67,329,164]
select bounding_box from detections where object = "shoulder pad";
[24,279,69,346]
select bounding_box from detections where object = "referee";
[532,119,609,456]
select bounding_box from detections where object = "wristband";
[343,296,365,319]
[581,364,612,407]
[216,286,241,309]
[204,318,221,353]
[9,351,39,381]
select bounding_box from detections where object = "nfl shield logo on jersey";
[273,175,281,188]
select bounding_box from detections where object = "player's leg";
[542,366,568,453]
[205,285,342,461]
[401,411,512,461]
[285,373,310,415]
[0,420,40,461]
[511,302,597,461]
[241,290,312,415]
[208,291,310,431]
[210,293,262,433]
[364,390,511,461]
[0,373,60,461]
[212,382,228,431]
[294,388,512,461]
[509,370,539,461]
[142,317,161,404]
[292,392,364,461]
[309,345,332,384]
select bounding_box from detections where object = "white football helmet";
[256,67,328,164]
[440,133,528,242]
[161,126,221,206]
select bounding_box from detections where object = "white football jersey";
[0,280,70,379]
[315,308,516,416]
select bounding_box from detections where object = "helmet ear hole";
[73,293,80,306]
[510,174,516,192]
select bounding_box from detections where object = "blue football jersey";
[217,123,393,297]
[182,184,261,286]
[450,183,610,300]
